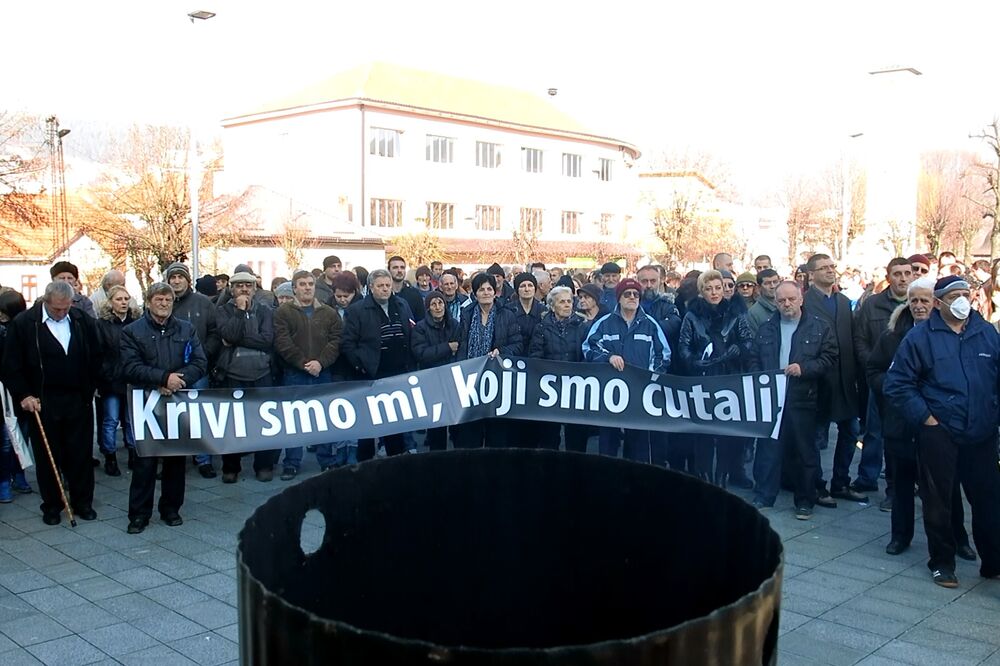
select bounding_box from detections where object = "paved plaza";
[0,443,999,665]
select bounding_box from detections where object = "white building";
[219,62,641,268]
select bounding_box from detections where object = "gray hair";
[908,275,936,297]
[546,285,573,308]
[145,282,174,302]
[368,268,391,289]
[533,269,551,285]
[100,269,125,291]
[43,281,75,302]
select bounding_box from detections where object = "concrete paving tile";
[0,630,17,652]
[65,575,132,602]
[158,535,216,557]
[169,632,238,666]
[781,592,839,618]
[873,639,982,666]
[45,601,122,633]
[108,566,175,591]
[855,655,915,665]
[184,572,237,605]
[916,613,1000,646]
[819,605,912,638]
[213,624,239,643]
[142,582,211,610]
[783,578,858,605]
[793,569,874,596]
[117,644,197,666]
[898,626,996,661]
[146,558,214,580]
[0,591,36,624]
[38,562,101,585]
[79,552,141,575]
[791,618,891,652]
[188,548,236,572]
[25,635,109,666]
[0,647,44,664]
[0,571,57,594]
[51,540,111,560]
[80,621,159,657]
[867,584,955,611]
[95,592,168,621]
[175,599,238,630]
[936,598,1000,626]
[132,610,207,642]
[0,613,72,646]
[18,585,89,613]
[778,610,811,635]
[813,559,897,584]
[779,630,869,665]
[834,596,932,625]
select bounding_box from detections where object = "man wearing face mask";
[885,275,1000,589]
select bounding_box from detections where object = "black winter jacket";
[96,311,139,395]
[641,294,682,366]
[529,312,588,362]
[412,313,460,369]
[1,303,101,406]
[506,298,546,346]
[749,310,837,409]
[865,307,917,458]
[120,311,207,389]
[803,286,859,421]
[172,288,221,362]
[341,294,414,378]
[854,288,906,371]
[215,300,274,384]
[676,297,754,377]
[457,303,523,359]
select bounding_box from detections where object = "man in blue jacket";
[884,275,1000,588]
[583,278,670,462]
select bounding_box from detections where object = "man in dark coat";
[852,257,912,503]
[387,255,426,322]
[165,261,221,478]
[749,282,836,519]
[120,282,207,534]
[884,275,1000,588]
[2,281,102,524]
[341,268,414,460]
[802,253,865,505]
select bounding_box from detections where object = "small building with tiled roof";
[218,62,640,271]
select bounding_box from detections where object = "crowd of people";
[0,250,998,590]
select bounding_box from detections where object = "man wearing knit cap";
[486,263,513,301]
[583,277,670,462]
[599,261,622,312]
[50,261,96,318]
[315,255,342,306]
[908,253,931,277]
[885,275,1000,588]
[164,261,221,478]
[735,272,757,308]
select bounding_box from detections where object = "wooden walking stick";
[33,410,76,527]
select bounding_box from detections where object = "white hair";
[908,276,936,296]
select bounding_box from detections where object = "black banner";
[129,357,787,456]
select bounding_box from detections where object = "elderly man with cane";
[2,281,102,525]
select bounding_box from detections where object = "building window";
[475,205,502,231]
[20,275,37,302]
[521,147,543,173]
[561,153,581,178]
[370,198,403,227]
[476,141,501,168]
[560,211,580,235]
[519,207,543,235]
[599,213,613,235]
[598,158,613,181]
[426,202,455,230]
[425,135,455,163]
[369,128,400,157]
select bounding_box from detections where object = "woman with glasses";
[674,270,754,486]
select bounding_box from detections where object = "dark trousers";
[425,426,449,452]
[888,450,968,546]
[357,434,406,461]
[28,397,94,514]
[220,377,280,474]
[755,406,818,508]
[821,418,861,491]
[666,434,695,473]
[451,419,508,449]
[536,422,589,452]
[129,455,185,520]
[508,419,541,448]
[917,427,1000,576]
[599,428,650,462]
[650,431,669,467]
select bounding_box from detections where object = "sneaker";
[750,498,772,510]
[11,472,32,494]
[816,492,838,509]
[255,468,273,482]
[932,569,959,588]
[0,480,12,503]
[830,487,869,503]
[794,506,813,520]
[221,472,238,484]
[198,464,217,479]
[879,496,892,512]
[280,467,298,481]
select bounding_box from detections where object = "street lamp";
[187,9,215,279]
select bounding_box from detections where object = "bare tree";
[968,120,1000,259]
[390,231,448,267]
[918,150,979,256]
[276,214,311,272]
[0,111,49,232]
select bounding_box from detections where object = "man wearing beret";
[885,275,1000,588]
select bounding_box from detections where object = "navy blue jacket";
[457,303,523,359]
[120,311,208,389]
[582,306,670,373]
[641,294,682,366]
[529,312,588,362]
[412,313,460,369]
[884,309,1000,444]
[749,310,836,409]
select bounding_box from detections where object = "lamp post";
[840,132,863,262]
[187,9,215,279]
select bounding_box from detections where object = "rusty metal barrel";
[238,449,783,664]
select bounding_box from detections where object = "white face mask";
[949,296,971,320]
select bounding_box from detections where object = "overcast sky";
[8,0,1000,200]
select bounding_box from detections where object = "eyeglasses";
[737,283,755,289]
[620,290,640,298]
[912,266,929,274]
